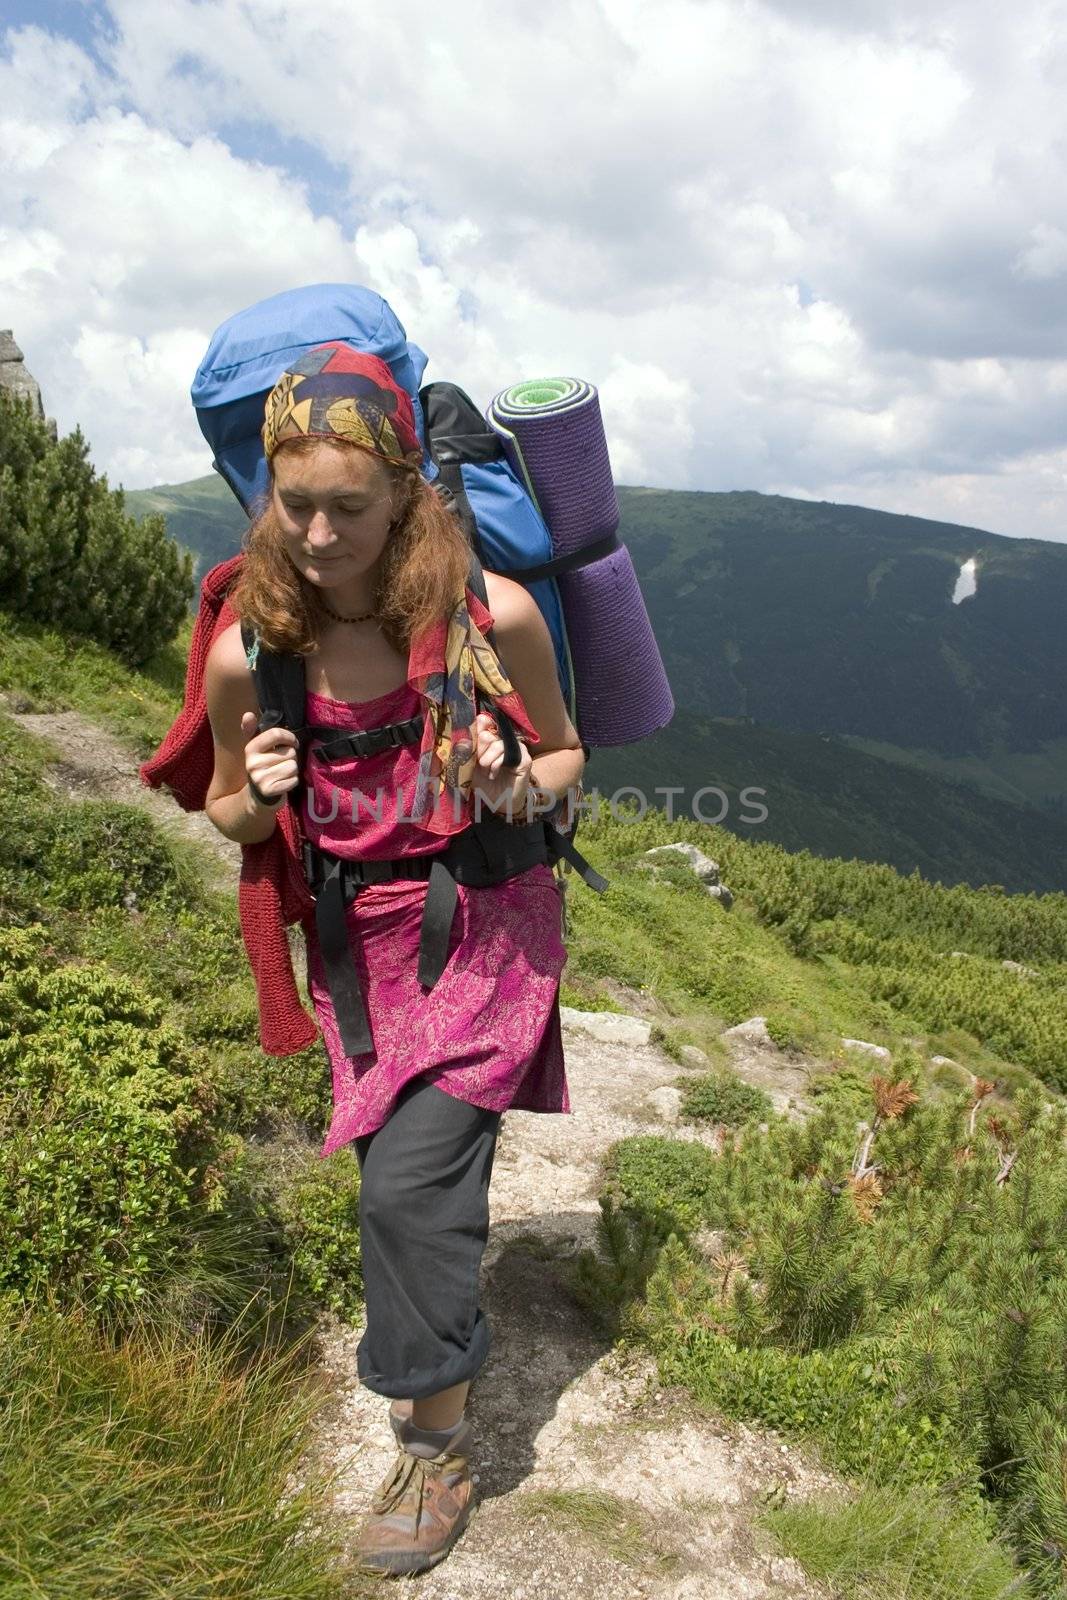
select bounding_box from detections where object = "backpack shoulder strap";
[240,618,308,745]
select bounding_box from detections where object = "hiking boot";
[355,1417,476,1577]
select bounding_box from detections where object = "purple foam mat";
[495,397,619,556]
[487,377,674,747]
[559,544,675,746]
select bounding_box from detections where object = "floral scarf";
[407,585,540,834]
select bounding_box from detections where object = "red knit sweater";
[139,554,319,1056]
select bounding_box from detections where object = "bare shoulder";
[479,570,580,751]
[482,570,541,636]
[205,620,252,684]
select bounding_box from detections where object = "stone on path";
[638,843,734,908]
[559,1006,652,1048]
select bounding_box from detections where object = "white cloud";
[1,0,1066,542]
[1013,222,1067,281]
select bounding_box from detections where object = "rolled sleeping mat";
[486,378,674,748]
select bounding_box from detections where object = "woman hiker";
[200,343,584,1576]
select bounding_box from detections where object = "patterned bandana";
[262,342,423,465]
[407,587,541,835]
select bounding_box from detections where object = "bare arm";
[483,572,586,807]
[203,622,299,845]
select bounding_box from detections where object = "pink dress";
[300,681,571,1153]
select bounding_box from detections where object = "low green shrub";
[605,1134,721,1236]
[274,1148,364,1321]
[0,924,223,1313]
[810,1061,882,1120]
[639,1239,978,1493]
[586,1072,1067,1592]
[680,1071,773,1127]
[0,787,198,922]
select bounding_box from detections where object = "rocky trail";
[306,1008,834,1600]
[8,698,836,1599]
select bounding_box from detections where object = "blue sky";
[3,0,1067,541]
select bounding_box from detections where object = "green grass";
[565,805,1067,1100]
[0,694,368,1594]
[516,1487,679,1573]
[762,1486,1022,1600]
[0,1303,360,1600]
[0,607,191,759]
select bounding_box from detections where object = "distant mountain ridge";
[126,473,1067,893]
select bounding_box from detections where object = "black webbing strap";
[506,531,621,584]
[315,852,375,1056]
[307,714,424,764]
[545,823,610,892]
[416,857,460,989]
[307,844,439,1057]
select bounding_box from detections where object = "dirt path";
[7,699,833,1599]
[3,697,241,892]
[307,1018,833,1598]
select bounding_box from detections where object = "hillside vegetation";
[559,810,1067,1597]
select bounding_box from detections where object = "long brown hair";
[229,437,473,658]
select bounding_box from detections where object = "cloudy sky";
[3,0,1067,540]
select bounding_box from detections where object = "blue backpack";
[192,283,574,715]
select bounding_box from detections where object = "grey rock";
[646,1085,683,1123]
[679,1044,710,1069]
[841,1037,892,1061]
[723,1016,775,1049]
[1001,959,1038,978]
[930,1054,961,1068]
[705,882,734,909]
[642,841,722,884]
[0,331,53,435]
[558,1006,652,1048]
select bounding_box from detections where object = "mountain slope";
[126,474,1067,759]
[588,710,1067,893]
[618,487,1067,758]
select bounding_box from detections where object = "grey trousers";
[354,1078,501,1400]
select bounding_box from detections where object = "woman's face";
[271,440,398,592]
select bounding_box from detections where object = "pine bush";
[0,389,192,666]
[588,1067,1067,1592]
